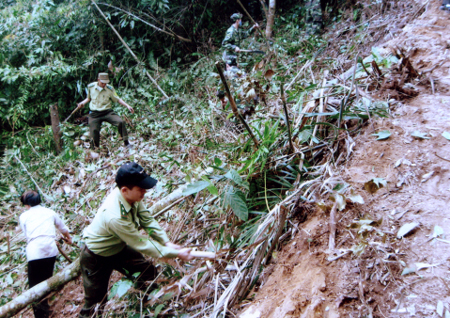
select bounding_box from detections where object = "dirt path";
[239,1,450,317]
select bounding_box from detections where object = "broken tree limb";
[215,62,259,148]
[91,1,169,99]
[0,258,81,318]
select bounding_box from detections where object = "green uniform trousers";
[78,245,157,318]
[88,109,128,148]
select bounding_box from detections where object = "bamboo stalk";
[91,1,169,99]
[215,62,259,147]
[281,83,294,154]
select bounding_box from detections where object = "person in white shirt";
[19,190,72,318]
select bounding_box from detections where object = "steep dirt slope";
[240,1,450,317]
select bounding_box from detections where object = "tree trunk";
[266,0,276,38]
[49,103,63,154]
[0,258,81,318]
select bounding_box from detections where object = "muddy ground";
[239,1,450,317]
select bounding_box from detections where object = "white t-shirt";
[19,205,69,262]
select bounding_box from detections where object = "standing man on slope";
[222,13,259,69]
[76,72,134,150]
[78,162,193,317]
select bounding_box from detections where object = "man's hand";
[63,233,73,245]
[127,105,135,114]
[77,102,85,109]
[165,242,182,250]
[177,248,193,261]
[234,47,241,53]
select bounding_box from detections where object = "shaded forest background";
[0,0,348,133]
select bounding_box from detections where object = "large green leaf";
[224,169,249,190]
[222,186,248,221]
[181,181,210,196]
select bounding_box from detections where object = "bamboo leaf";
[411,131,430,139]
[181,181,210,196]
[372,130,391,140]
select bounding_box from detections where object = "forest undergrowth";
[0,0,428,316]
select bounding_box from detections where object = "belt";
[84,245,99,257]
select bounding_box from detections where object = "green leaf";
[154,304,165,317]
[222,186,248,221]
[411,130,430,139]
[181,181,210,196]
[207,184,219,196]
[161,292,174,302]
[214,157,223,166]
[224,169,249,190]
[108,279,133,300]
[372,130,391,140]
[442,131,450,141]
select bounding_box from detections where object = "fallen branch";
[0,258,81,318]
[328,202,337,250]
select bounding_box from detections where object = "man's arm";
[77,97,90,108]
[108,217,181,259]
[118,98,134,114]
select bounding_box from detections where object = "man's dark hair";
[20,190,41,207]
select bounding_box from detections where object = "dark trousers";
[28,256,56,318]
[88,109,129,148]
[79,245,157,318]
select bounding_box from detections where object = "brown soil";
[239,1,450,317]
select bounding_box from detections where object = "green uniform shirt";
[222,25,251,56]
[87,82,120,112]
[83,188,179,258]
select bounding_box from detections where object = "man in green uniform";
[78,162,192,317]
[222,13,259,69]
[77,72,134,149]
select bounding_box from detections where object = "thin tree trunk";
[0,258,81,318]
[266,0,276,38]
[49,103,63,154]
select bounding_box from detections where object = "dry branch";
[0,258,80,318]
